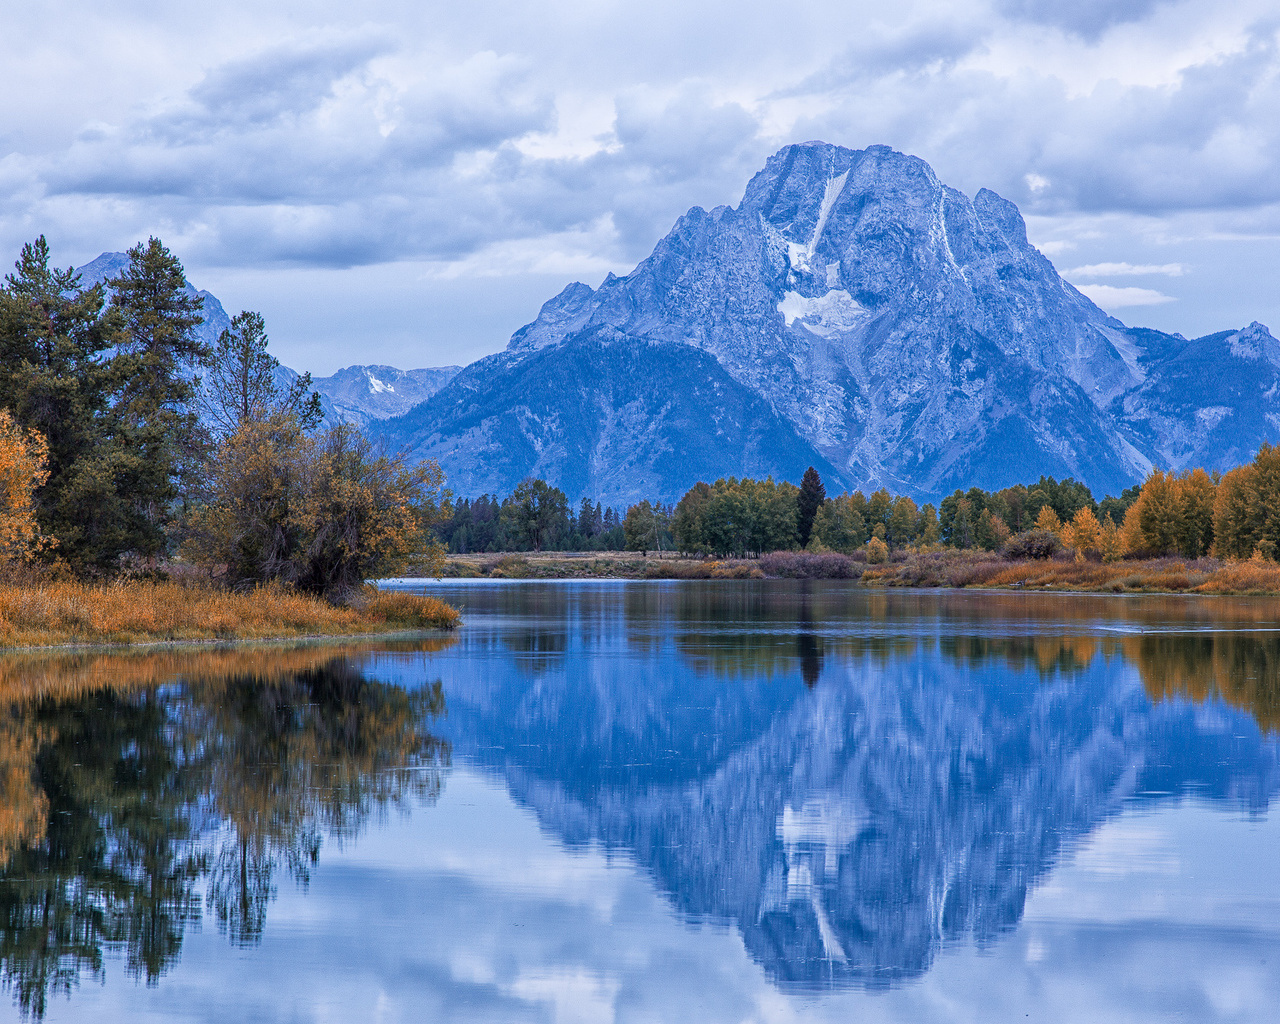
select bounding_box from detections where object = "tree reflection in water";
[0,644,451,1019]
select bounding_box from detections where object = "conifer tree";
[1063,507,1101,561]
[796,467,825,548]
[200,310,321,437]
[107,238,212,559]
[888,495,919,548]
[0,237,124,570]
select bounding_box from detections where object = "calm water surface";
[2,581,1279,1022]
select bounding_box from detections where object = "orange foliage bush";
[0,410,52,564]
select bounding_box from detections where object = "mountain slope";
[1119,321,1280,470]
[380,328,850,505]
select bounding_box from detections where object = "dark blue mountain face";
[379,329,851,503]
[386,142,1280,504]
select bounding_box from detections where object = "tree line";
[0,237,443,596]
[584,455,1280,563]
[435,480,677,554]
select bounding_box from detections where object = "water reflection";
[0,643,451,1019]
[425,583,1280,992]
[2,585,1280,1018]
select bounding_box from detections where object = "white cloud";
[1066,261,1185,277]
[1,0,1278,369]
[1074,283,1177,307]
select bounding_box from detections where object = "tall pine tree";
[106,238,212,559]
[796,466,826,548]
[0,237,130,570]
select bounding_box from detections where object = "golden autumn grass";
[0,579,459,648]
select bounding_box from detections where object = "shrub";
[758,551,864,579]
[709,561,764,579]
[866,537,889,564]
[1004,529,1061,560]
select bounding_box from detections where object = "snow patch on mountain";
[365,371,394,394]
[777,289,869,338]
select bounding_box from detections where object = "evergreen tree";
[0,237,125,571]
[796,467,826,547]
[106,238,212,559]
[200,310,321,437]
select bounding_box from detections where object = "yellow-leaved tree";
[1063,507,1101,561]
[1034,505,1062,534]
[0,410,52,565]
[186,415,447,599]
[1098,515,1124,562]
[1123,467,1218,557]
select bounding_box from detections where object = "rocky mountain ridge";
[380,142,1280,505]
[72,139,1280,505]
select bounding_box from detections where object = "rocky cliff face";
[385,142,1280,504]
[382,329,850,500]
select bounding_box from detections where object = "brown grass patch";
[0,580,458,648]
[1195,559,1280,595]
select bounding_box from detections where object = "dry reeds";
[0,579,458,648]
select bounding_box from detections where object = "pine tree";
[0,237,123,570]
[106,238,212,559]
[796,467,825,547]
[200,310,321,437]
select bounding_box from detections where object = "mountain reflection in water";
[0,643,451,1019]
[424,583,1280,992]
[0,584,1279,1019]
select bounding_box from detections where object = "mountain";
[382,329,848,501]
[72,253,458,429]
[309,364,460,427]
[379,142,1280,505]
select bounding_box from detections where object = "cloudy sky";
[3,0,1278,374]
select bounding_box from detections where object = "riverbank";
[430,549,1280,595]
[0,580,459,648]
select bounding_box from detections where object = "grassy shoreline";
[426,549,1280,596]
[0,580,459,649]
